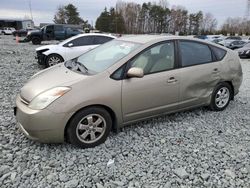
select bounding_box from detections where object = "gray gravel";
[0,35,250,188]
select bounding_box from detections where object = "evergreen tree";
[95,7,126,33]
[54,3,84,25]
[64,4,83,24]
[54,5,66,24]
[96,8,110,32]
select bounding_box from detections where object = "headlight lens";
[27,31,31,35]
[246,50,250,54]
[28,87,71,110]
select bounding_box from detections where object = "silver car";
[15,35,243,148]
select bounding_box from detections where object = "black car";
[227,40,247,50]
[225,36,242,40]
[237,43,250,58]
[24,24,83,45]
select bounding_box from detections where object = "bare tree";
[201,13,217,34]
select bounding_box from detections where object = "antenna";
[28,0,33,21]
[246,0,250,19]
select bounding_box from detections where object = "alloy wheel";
[215,87,230,108]
[76,114,107,144]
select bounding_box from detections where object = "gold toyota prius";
[15,35,243,148]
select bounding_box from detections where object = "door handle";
[167,77,177,83]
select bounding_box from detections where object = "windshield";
[76,40,141,73]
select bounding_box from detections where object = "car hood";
[36,44,57,52]
[20,64,87,102]
[28,30,42,35]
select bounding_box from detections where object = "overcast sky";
[0,0,246,28]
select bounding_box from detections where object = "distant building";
[0,19,34,29]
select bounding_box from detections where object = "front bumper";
[15,94,71,143]
[36,51,47,65]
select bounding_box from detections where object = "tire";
[67,107,112,148]
[32,37,41,45]
[45,54,64,67]
[209,82,232,111]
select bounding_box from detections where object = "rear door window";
[70,36,94,47]
[93,36,113,45]
[179,41,212,67]
[54,25,63,31]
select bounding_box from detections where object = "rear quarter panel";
[219,50,243,95]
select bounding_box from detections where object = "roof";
[0,18,33,22]
[117,35,194,44]
[59,33,117,45]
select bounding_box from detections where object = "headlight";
[27,31,31,35]
[28,87,71,110]
[246,50,250,54]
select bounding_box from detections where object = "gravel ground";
[0,35,250,188]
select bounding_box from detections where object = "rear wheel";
[209,82,232,111]
[67,107,112,148]
[32,37,41,45]
[45,54,64,67]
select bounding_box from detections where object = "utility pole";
[28,0,33,21]
[246,0,250,19]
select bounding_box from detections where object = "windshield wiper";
[76,61,88,73]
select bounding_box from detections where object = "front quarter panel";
[43,46,63,57]
[47,71,123,128]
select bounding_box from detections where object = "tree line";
[221,17,250,35]
[53,2,250,35]
[96,0,218,35]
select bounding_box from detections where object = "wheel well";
[46,53,64,61]
[32,36,41,40]
[64,105,118,142]
[224,81,234,100]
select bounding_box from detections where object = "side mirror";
[127,67,144,78]
[68,43,73,47]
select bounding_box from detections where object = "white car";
[1,27,16,35]
[36,33,116,67]
[218,36,242,47]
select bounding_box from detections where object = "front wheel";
[209,82,232,111]
[45,54,64,67]
[32,37,41,45]
[66,107,112,148]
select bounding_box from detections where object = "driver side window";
[130,41,175,75]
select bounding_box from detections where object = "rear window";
[210,46,226,61]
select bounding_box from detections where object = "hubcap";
[215,87,230,108]
[76,114,106,144]
[48,56,61,66]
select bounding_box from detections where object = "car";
[211,38,223,44]
[227,40,247,50]
[24,24,83,45]
[218,36,242,47]
[194,35,208,40]
[236,42,250,58]
[194,35,225,42]
[1,27,16,35]
[36,33,116,67]
[15,35,243,148]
